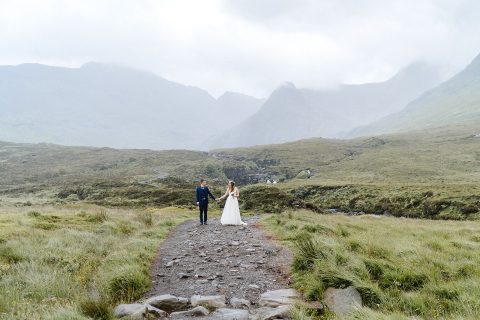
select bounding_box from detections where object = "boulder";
[211,308,250,320]
[145,304,167,319]
[144,294,189,312]
[259,289,300,307]
[113,303,146,318]
[252,305,291,320]
[191,294,226,309]
[170,306,210,318]
[323,286,362,316]
[230,297,250,308]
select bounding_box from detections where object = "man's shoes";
[200,222,204,225]
[203,222,208,225]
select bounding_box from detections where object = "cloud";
[0,0,480,97]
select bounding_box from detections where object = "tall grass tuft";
[79,296,113,320]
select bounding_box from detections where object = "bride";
[218,181,247,226]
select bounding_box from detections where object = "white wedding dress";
[220,188,247,226]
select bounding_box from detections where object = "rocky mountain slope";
[208,63,440,148]
[351,53,480,137]
[0,63,263,150]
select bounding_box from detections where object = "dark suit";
[196,185,216,224]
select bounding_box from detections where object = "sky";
[1,0,480,98]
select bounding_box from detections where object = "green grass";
[262,210,480,319]
[0,203,196,319]
[2,124,480,220]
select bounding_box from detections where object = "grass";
[262,210,480,319]
[3,124,480,220]
[0,203,198,320]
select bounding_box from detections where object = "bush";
[108,268,150,302]
[0,246,24,263]
[79,297,113,320]
[241,185,295,213]
[27,210,41,218]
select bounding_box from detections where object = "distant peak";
[461,52,480,76]
[282,81,296,89]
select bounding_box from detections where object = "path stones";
[144,294,189,313]
[113,304,146,318]
[230,297,250,308]
[259,289,300,307]
[169,306,210,318]
[211,308,250,320]
[145,305,167,318]
[190,294,227,309]
[323,286,362,316]
[252,305,291,320]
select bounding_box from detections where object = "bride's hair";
[228,180,235,192]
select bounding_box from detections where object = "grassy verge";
[261,210,480,319]
[0,204,196,320]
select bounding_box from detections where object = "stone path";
[146,216,293,304]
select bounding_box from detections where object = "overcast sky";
[1,0,480,97]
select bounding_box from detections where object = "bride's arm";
[218,188,229,200]
[234,187,240,198]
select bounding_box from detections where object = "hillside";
[0,63,262,150]
[351,53,480,137]
[208,63,440,148]
[2,122,479,218]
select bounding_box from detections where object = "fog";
[1,0,480,97]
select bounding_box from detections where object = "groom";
[195,179,216,225]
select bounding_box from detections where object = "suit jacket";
[196,186,215,205]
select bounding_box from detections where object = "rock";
[252,305,291,320]
[230,241,240,246]
[196,279,209,284]
[323,286,362,316]
[144,294,190,312]
[170,306,210,318]
[259,289,300,307]
[211,308,250,320]
[145,305,167,319]
[178,272,189,279]
[230,297,250,308]
[191,295,226,309]
[165,259,179,267]
[113,303,145,318]
[248,284,260,290]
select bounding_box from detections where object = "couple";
[195,179,247,226]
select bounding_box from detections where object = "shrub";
[108,268,150,302]
[240,185,295,213]
[115,221,135,235]
[27,210,41,218]
[0,245,23,263]
[79,297,113,320]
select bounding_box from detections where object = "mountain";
[208,63,440,148]
[351,53,480,137]
[0,63,262,150]
[217,91,265,121]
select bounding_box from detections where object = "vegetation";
[3,123,479,220]
[0,202,197,319]
[262,210,480,319]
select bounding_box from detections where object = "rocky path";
[146,216,292,303]
[114,216,300,319]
